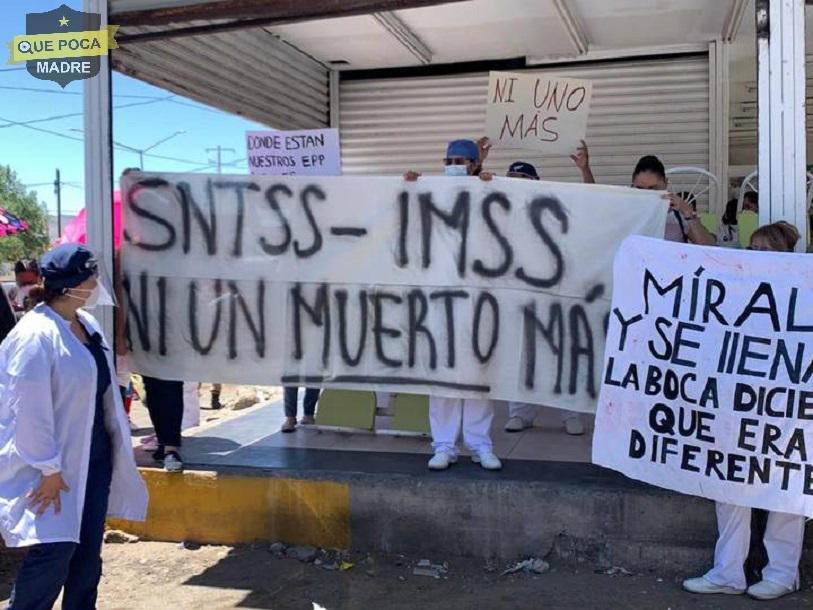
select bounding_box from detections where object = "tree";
[0,165,50,263]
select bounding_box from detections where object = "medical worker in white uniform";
[501,160,585,437]
[404,139,501,471]
[0,243,148,609]
[683,222,806,601]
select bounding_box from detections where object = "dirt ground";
[5,388,812,608]
[1,542,813,610]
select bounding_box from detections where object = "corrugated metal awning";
[113,21,330,129]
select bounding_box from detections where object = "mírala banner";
[593,236,813,516]
[120,173,665,413]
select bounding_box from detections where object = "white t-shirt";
[716,224,741,249]
[12,285,33,310]
[663,212,688,243]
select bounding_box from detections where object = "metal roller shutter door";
[340,54,710,201]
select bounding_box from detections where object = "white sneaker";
[563,416,585,436]
[682,577,743,595]
[504,416,531,432]
[428,452,457,470]
[747,580,797,600]
[472,451,502,471]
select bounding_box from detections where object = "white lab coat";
[0,304,148,548]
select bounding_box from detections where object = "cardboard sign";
[247,128,341,176]
[593,236,813,517]
[120,173,665,411]
[485,71,592,155]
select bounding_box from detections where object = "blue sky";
[0,1,268,217]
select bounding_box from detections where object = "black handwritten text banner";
[593,236,813,516]
[121,173,665,412]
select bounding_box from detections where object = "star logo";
[59,16,69,26]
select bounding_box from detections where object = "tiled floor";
[147,399,596,470]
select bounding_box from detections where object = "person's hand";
[403,171,421,182]
[570,140,590,170]
[27,473,70,516]
[477,137,492,164]
[663,193,695,219]
[478,171,494,181]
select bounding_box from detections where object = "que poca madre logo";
[6,4,119,88]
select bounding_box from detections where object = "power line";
[0,68,26,74]
[0,85,175,100]
[165,98,228,116]
[188,157,248,173]
[0,115,210,167]
[0,97,174,130]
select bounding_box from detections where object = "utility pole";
[206,146,236,173]
[54,168,62,235]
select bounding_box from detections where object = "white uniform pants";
[429,397,494,456]
[704,502,805,591]
[508,402,581,424]
[182,382,201,431]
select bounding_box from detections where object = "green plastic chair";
[699,212,717,234]
[391,393,430,435]
[738,211,759,248]
[314,389,377,430]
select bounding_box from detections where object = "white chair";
[665,166,722,233]
[665,166,721,212]
[738,170,813,210]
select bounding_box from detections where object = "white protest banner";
[485,71,592,155]
[593,236,813,516]
[120,173,665,412]
[247,128,341,176]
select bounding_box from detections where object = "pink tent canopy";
[56,190,123,249]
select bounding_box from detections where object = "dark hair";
[27,286,60,306]
[743,191,758,206]
[722,198,739,225]
[632,155,666,182]
[14,259,39,275]
[750,221,799,252]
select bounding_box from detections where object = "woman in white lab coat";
[0,243,148,610]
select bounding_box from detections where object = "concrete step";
[108,448,813,574]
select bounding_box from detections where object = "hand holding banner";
[120,173,665,413]
[593,236,813,517]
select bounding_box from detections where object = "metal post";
[709,41,730,218]
[207,146,236,173]
[54,169,62,235]
[83,0,115,340]
[329,69,340,129]
[756,0,807,250]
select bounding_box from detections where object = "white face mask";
[66,283,115,309]
[444,164,469,177]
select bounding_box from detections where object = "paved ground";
[2,541,813,610]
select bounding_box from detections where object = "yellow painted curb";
[109,469,350,549]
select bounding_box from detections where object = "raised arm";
[570,140,596,184]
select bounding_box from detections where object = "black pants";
[142,376,183,447]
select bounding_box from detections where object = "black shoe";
[152,445,166,463]
[210,394,222,410]
[164,451,183,473]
